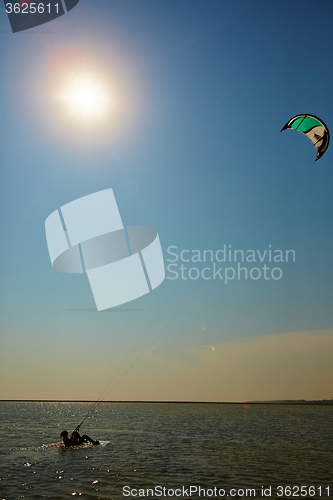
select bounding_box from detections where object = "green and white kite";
[281,114,330,161]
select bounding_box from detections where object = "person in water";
[60,430,99,447]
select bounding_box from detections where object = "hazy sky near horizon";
[0,0,332,402]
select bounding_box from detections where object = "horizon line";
[0,399,332,405]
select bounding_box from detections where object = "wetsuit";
[62,431,99,447]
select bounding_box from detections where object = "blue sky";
[0,0,332,401]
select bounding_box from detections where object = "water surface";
[0,402,332,499]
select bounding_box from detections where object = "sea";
[0,402,332,500]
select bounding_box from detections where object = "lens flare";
[48,47,114,127]
[60,77,111,121]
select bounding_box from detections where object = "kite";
[281,114,330,161]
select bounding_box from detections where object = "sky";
[0,0,332,402]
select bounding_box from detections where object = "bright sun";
[48,47,120,131]
[60,76,111,121]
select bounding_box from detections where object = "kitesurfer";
[60,429,99,447]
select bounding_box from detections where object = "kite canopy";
[281,114,330,161]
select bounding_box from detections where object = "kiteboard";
[49,440,110,449]
[97,440,110,447]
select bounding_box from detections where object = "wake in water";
[15,440,109,453]
[41,440,110,449]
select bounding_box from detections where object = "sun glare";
[47,47,131,139]
[60,76,111,121]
